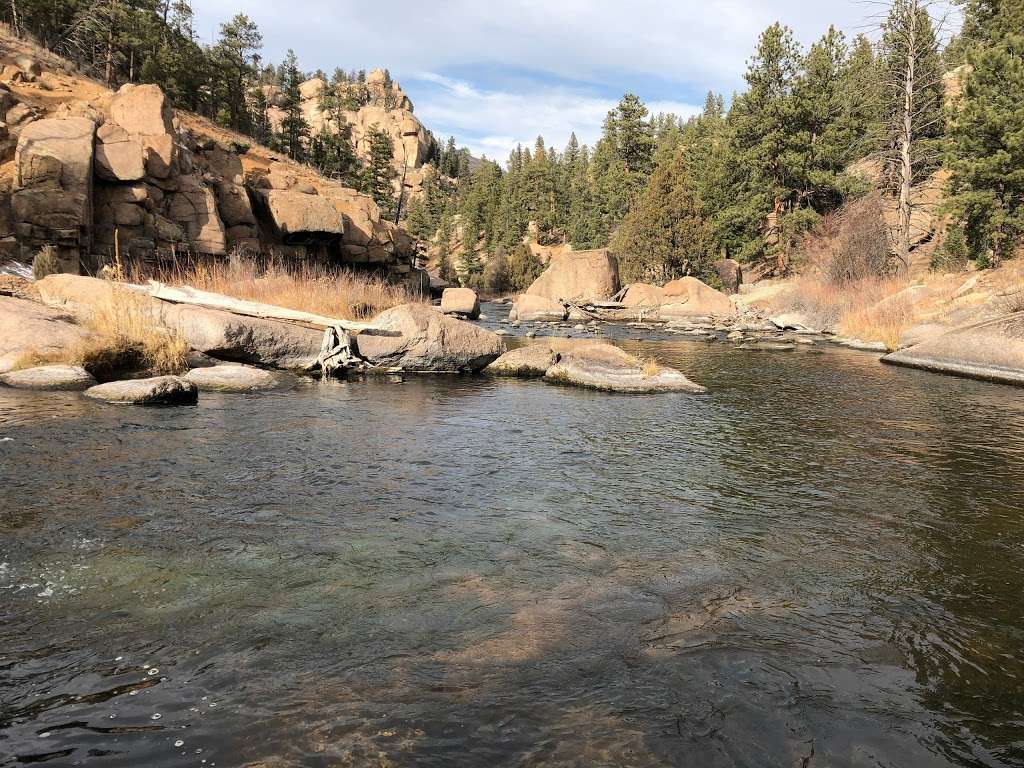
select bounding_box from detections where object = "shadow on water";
[1,339,1023,767]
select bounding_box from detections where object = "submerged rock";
[1,364,95,391]
[85,375,198,405]
[355,303,504,372]
[185,364,279,392]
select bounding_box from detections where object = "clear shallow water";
[2,337,1024,767]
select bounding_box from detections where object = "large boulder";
[440,287,480,319]
[714,258,743,294]
[85,375,198,405]
[354,303,504,372]
[486,338,604,378]
[12,117,96,270]
[0,295,90,373]
[94,122,145,182]
[660,277,734,318]
[525,249,620,302]
[1,364,95,391]
[882,312,1024,386]
[255,189,344,242]
[509,294,567,322]
[35,275,325,370]
[107,83,177,178]
[619,283,664,307]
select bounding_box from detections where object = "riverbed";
[2,329,1023,767]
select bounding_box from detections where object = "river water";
[2,318,1024,767]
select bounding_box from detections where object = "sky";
[191,0,959,163]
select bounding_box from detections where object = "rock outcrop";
[883,312,1024,386]
[487,339,705,394]
[354,303,504,372]
[0,294,90,372]
[0,52,420,284]
[12,116,95,271]
[525,249,620,303]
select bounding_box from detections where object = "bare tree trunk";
[9,0,19,36]
[895,0,918,270]
[104,23,114,84]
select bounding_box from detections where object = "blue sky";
[192,0,959,162]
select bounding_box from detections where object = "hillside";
[0,30,426,288]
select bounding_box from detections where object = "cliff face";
[265,68,436,198]
[0,34,424,288]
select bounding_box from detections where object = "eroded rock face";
[85,375,198,405]
[355,303,504,372]
[12,116,96,270]
[509,294,567,322]
[661,277,734,318]
[255,189,344,242]
[167,176,227,255]
[525,249,620,302]
[440,287,480,319]
[1,364,95,391]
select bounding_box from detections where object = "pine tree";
[505,244,544,291]
[948,0,1024,263]
[211,13,262,132]
[482,245,511,295]
[360,126,397,217]
[611,145,716,283]
[275,49,310,161]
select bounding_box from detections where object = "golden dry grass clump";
[14,287,187,379]
[139,257,422,321]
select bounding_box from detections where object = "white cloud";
[191,0,960,161]
[408,73,701,162]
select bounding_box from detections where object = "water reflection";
[2,340,1023,767]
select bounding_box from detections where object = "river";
[2,318,1023,767]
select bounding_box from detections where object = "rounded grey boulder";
[84,375,198,405]
[185,364,279,392]
[0,364,96,391]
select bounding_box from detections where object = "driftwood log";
[127,280,399,377]
[560,298,658,323]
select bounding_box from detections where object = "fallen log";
[560,298,661,323]
[143,281,397,335]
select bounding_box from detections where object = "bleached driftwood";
[144,280,396,335]
[310,325,366,377]
[560,298,656,323]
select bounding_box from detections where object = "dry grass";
[640,357,662,377]
[132,257,420,321]
[766,274,916,351]
[11,287,187,379]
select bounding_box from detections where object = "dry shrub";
[134,256,420,321]
[32,245,60,280]
[821,193,892,285]
[767,274,914,351]
[12,288,187,379]
[639,357,662,377]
